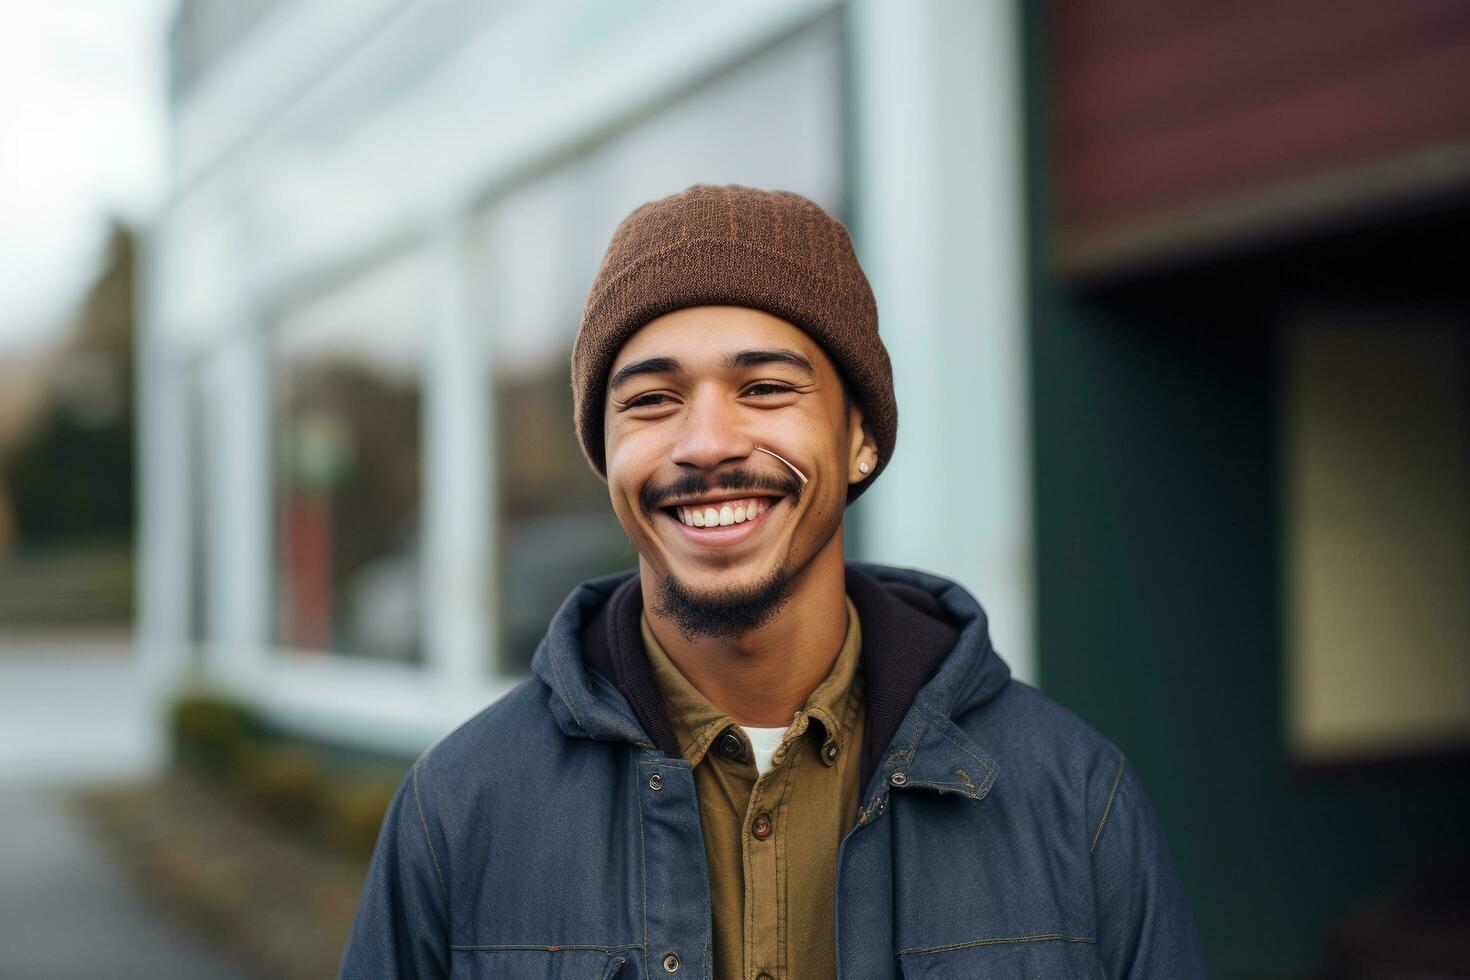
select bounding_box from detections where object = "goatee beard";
[652,561,793,642]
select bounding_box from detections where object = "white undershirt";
[740,724,791,776]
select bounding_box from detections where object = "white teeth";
[673,497,774,528]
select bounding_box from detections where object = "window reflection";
[475,173,632,674]
[271,251,429,662]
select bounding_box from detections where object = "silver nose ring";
[754,446,808,486]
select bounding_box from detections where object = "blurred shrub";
[171,692,258,776]
[239,745,327,828]
[169,691,403,860]
[321,778,399,857]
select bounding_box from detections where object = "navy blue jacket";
[340,562,1208,978]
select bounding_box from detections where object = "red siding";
[1055,0,1470,238]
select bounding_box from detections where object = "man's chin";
[651,562,792,642]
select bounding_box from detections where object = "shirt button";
[752,812,773,839]
[717,730,745,761]
[648,772,663,791]
[661,952,680,973]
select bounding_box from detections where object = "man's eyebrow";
[725,348,815,375]
[608,349,815,392]
[608,356,680,392]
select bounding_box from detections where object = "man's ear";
[847,400,878,486]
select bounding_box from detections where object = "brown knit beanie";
[572,183,896,504]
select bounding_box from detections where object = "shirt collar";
[640,596,863,768]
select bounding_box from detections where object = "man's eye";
[627,393,670,408]
[745,383,794,396]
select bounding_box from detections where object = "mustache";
[641,466,804,513]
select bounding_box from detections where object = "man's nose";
[668,388,753,471]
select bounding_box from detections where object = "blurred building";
[141,0,1469,976]
[140,2,1029,754]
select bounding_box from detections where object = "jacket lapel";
[875,704,1000,803]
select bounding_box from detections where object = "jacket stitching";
[1090,749,1126,854]
[897,933,1097,956]
[411,761,449,900]
[924,713,999,781]
[634,752,650,978]
[897,708,1000,798]
[449,943,645,952]
[547,644,586,733]
[929,720,997,773]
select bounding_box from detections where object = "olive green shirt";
[640,599,866,980]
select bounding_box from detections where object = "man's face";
[603,305,870,639]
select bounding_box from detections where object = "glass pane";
[271,249,430,662]
[475,167,633,675]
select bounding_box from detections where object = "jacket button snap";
[661,952,680,973]
[752,812,773,839]
[648,772,663,791]
[823,742,839,764]
[889,771,908,787]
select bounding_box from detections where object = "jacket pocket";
[449,948,632,979]
[897,935,1104,978]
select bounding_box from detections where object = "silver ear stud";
[858,462,871,474]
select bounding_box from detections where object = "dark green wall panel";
[1024,4,1470,976]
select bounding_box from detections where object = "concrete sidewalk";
[0,633,247,977]
[0,787,250,980]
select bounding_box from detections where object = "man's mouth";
[660,495,781,528]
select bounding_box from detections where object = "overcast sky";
[0,0,170,353]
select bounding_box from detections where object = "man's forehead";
[610,305,820,371]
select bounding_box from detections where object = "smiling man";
[340,184,1207,979]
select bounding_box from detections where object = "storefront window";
[270,250,430,662]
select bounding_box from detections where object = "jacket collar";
[531,561,1012,798]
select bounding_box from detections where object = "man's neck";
[639,534,849,728]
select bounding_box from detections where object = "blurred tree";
[3,219,136,551]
